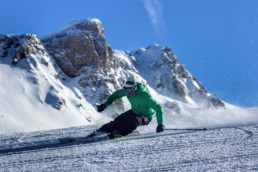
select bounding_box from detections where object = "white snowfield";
[0,124,257,171]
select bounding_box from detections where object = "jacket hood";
[136,82,148,94]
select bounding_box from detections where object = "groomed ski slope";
[0,124,257,171]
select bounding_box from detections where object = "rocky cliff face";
[0,34,47,65]
[42,19,114,77]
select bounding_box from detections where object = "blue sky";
[1,0,258,107]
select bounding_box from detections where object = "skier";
[96,77,165,137]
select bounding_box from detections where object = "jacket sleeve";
[104,89,127,107]
[145,93,164,125]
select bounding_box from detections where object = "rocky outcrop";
[0,34,46,64]
[129,44,224,108]
[42,19,114,77]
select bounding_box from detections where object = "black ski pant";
[99,110,151,136]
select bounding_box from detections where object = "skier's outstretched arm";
[97,89,126,112]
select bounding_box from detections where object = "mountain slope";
[0,34,103,134]
[0,19,257,134]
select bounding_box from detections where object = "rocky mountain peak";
[132,44,178,68]
[42,19,114,77]
[129,44,224,108]
[71,19,104,36]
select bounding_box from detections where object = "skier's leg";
[98,121,117,133]
[99,110,151,136]
[117,113,151,136]
[116,111,138,136]
[98,110,133,133]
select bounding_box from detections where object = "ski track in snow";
[0,124,257,171]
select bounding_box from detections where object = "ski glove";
[97,104,106,112]
[156,124,165,133]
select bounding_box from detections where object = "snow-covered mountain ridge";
[0,19,257,134]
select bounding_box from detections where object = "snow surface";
[0,124,257,171]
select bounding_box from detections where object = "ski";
[59,134,111,145]
[59,131,139,145]
[58,128,206,145]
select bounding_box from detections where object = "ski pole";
[165,128,207,131]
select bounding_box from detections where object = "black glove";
[156,124,165,133]
[97,104,106,112]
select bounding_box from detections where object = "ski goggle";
[124,86,135,94]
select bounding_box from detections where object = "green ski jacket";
[104,83,164,125]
